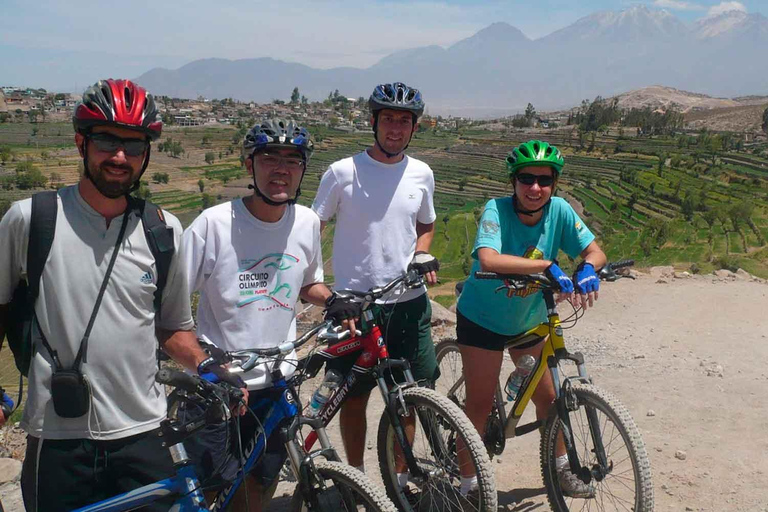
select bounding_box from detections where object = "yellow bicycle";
[435,261,653,512]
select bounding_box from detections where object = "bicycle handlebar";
[474,260,635,290]
[227,320,335,372]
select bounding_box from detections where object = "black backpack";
[4,191,175,378]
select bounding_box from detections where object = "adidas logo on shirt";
[140,271,153,284]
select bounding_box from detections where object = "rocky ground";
[2,267,767,511]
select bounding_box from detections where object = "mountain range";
[135,6,768,117]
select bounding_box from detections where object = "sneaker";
[558,467,596,499]
[458,488,482,512]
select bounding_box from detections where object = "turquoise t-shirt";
[457,196,595,336]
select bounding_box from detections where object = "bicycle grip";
[156,369,200,393]
[609,259,635,270]
[474,272,500,280]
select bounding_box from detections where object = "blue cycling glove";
[1,391,14,419]
[573,262,599,295]
[545,262,574,294]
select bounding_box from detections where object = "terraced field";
[3,122,768,278]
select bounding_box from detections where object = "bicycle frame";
[449,287,611,483]
[76,374,331,512]
[299,307,435,481]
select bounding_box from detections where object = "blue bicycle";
[74,321,397,512]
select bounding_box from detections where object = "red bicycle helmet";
[73,79,162,140]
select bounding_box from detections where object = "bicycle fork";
[552,353,611,484]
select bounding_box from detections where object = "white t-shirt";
[0,185,194,440]
[312,150,436,303]
[182,199,324,389]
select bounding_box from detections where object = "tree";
[291,87,301,105]
[201,135,211,146]
[205,152,215,165]
[0,147,11,164]
[135,180,151,199]
[151,172,169,184]
[524,103,536,122]
[763,106,768,134]
[626,191,638,218]
[198,179,205,193]
[201,193,214,210]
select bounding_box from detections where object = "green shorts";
[326,293,440,397]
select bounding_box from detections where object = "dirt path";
[274,271,768,511]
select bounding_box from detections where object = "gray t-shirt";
[0,185,194,440]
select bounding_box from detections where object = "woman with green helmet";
[454,140,606,498]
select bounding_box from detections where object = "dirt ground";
[2,270,768,511]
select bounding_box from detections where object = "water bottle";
[505,355,536,402]
[306,370,343,418]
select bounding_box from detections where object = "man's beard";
[86,162,138,198]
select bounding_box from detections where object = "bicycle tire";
[540,383,654,512]
[434,339,506,458]
[289,460,399,512]
[376,387,496,512]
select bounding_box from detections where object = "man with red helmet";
[0,79,219,511]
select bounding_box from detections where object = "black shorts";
[21,428,174,512]
[456,310,543,352]
[180,388,288,488]
[325,293,440,397]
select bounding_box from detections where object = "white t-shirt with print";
[182,199,324,389]
[312,150,436,303]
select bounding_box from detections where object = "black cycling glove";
[408,251,440,275]
[198,357,246,389]
[324,292,360,325]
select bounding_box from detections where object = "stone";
[735,268,751,281]
[675,450,687,461]
[430,300,456,326]
[0,458,22,485]
[714,269,736,280]
[647,409,656,417]
[650,266,675,279]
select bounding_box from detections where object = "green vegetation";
[3,117,768,280]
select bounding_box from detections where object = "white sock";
[460,475,478,496]
[396,472,409,489]
[355,464,365,474]
[556,454,569,470]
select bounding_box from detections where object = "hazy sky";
[1,0,764,92]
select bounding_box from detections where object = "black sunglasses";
[516,173,555,187]
[89,133,149,157]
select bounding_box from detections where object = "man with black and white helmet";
[312,82,441,489]
[181,118,358,511]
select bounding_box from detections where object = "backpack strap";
[12,191,58,409]
[131,198,175,319]
[27,191,58,303]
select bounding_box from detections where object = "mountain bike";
[297,270,496,512]
[75,321,397,512]
[435,261,654,512]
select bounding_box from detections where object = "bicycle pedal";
[280,461,297,482]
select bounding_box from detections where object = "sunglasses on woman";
[516,173,555,187]
[89,133,149,157]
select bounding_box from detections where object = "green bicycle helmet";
[506,140,564,177]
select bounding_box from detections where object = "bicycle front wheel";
[540,383,654,512]
[289,460,398,512]
[376,387,496,512]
